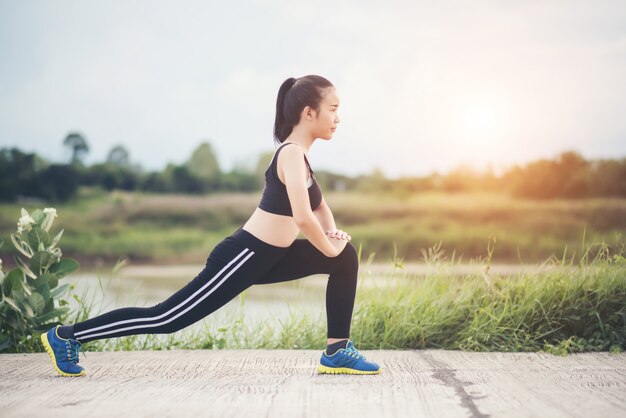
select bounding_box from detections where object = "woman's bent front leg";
[254,239,359,339]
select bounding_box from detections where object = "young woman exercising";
[41,74,381,376]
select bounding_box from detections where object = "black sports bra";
[258,142,323,216]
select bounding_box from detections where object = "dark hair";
[273,75,334,145]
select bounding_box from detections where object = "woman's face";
[313,88,340,140]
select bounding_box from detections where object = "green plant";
[0,208,78,352]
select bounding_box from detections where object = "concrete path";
[1,349,625,418]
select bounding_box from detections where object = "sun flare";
[457,101,504,147]
[466,108,497,133]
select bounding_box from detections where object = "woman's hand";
[326,229,351,241]
[325,228,350,257]
[328,236,348,257]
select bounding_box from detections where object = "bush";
[0,208,78,352]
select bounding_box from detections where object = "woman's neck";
[285,127,315,154]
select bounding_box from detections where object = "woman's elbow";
[293,211,314,227]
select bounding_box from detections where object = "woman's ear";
[302,105,316,121]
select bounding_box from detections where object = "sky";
[1,0,625,179]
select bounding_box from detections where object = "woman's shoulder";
[276,142,312,180]
[278,142,312,166]
[276,142,306,158]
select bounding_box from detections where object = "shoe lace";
[343,345,365,360]
[65,339,86,363]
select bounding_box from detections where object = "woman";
[41,75,381,377]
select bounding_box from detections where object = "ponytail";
[273,77,298,144]
[273,75,334,146]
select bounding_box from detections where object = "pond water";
[61,262,572,336]
[63,270,330,334]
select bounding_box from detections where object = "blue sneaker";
[317,340,381,375]
[40,325,87,377]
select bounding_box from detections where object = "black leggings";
[72,226,359,343]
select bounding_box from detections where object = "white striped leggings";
[72,226,359,343]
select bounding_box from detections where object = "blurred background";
[1,1,625,324]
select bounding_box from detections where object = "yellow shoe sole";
[317,364,382,375]
[40,332,86,377]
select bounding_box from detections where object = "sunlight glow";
[466,107,497,134]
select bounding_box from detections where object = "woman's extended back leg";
[72,235,282,343]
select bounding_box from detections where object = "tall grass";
[2,190,625,264]
[71,234,625,355]
[350,238,625,355]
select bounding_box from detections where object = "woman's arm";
[313,196,336,232]
[281,146,342,257]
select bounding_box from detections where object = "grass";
[1,188,625,264]
[66,235,625,355]
[1,189,624,354]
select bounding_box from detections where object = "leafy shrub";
[0,208,78,352]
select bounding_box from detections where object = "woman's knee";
[333,242,359,274]
[144,304,180,334]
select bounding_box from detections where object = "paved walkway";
[1,349,625,417]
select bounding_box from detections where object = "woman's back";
[242,142,318,247]
[259,142,322,216]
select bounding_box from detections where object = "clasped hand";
[325,229,351,241]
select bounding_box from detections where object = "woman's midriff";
[241,207,300,248]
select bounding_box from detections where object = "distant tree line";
[1,132,625,202]
[437,151,626,199]
[1,133,268,202]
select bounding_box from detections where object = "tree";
[171,165,205,193]
[0,148,50,200]
[186,142,220,179]
[63,132,89,165]
[255,151,274,178]
[36,164,79,202]
[106,145,130,167]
